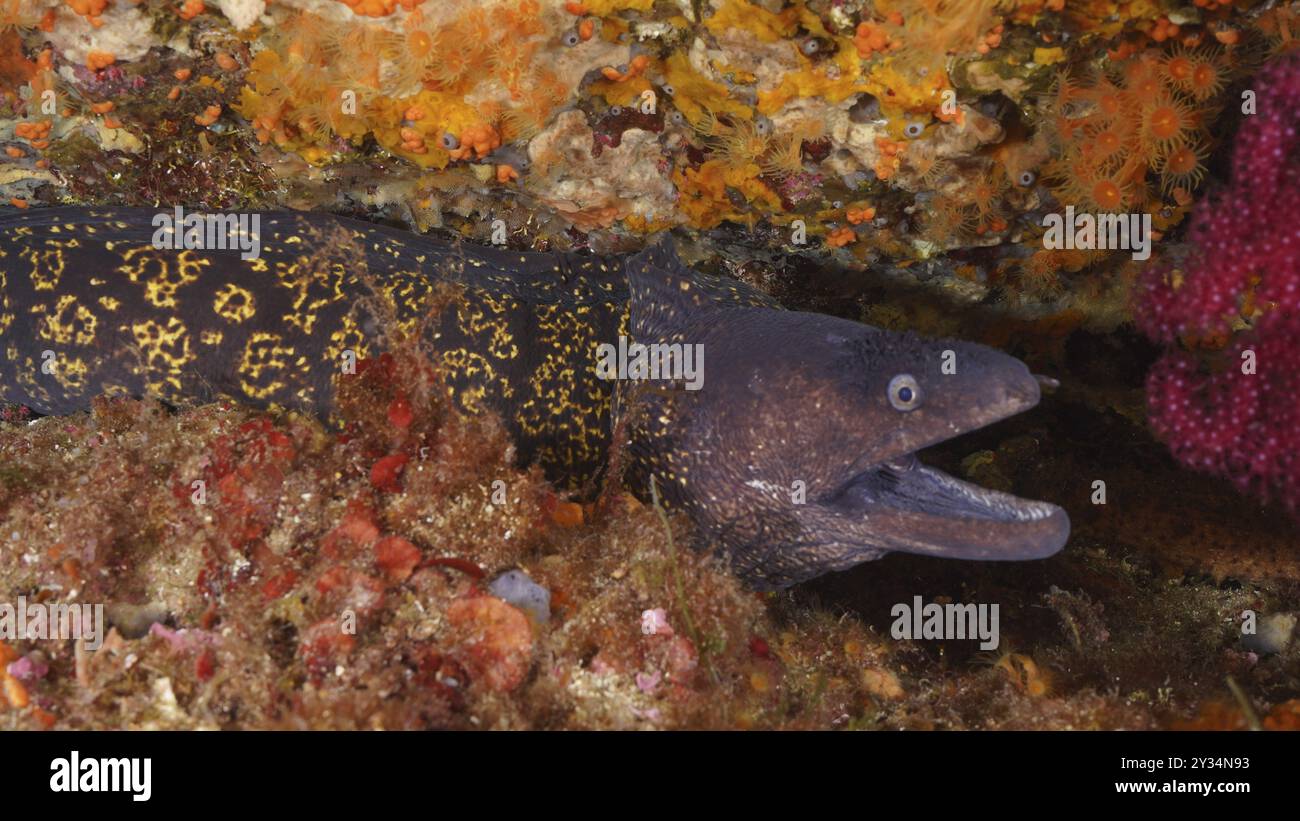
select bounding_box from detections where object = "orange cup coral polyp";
[1045,49,1228,213]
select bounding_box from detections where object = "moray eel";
[0,207,1069,589]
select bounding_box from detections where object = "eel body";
[0,207,1070,589]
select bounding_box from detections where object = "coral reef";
[2,0,1300,731]
[2,0,1290,323]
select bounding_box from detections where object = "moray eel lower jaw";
[828,453,1071,562]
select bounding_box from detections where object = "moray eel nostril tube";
[0,207,1069,589]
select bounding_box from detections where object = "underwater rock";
[45,1,162,67]
[104,602,171,639]
[488,569,552,624]
[1241,613,1296,656]
[216,0,267,31]
[527,109,676,228]
[447,595,535,693]
[0,0,1262,332]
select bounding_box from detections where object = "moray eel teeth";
[829,445,1070,563]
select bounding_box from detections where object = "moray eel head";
[623,241,1070,590]
[813,326,1070,565]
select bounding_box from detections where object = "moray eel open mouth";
[825,371,1070,563]
[830,455,1070,561]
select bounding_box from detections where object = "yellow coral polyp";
[664,51,751,126]
[591,74,652,108]
[757,36,869,116]
[700,116,772,171]
[876,0,1009,61]
[1045,50,1219,210]
[673,159,781,229]
[236,6,560,170]
[705,0,798,43]
[371,90,486,168]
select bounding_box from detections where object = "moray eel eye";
[662,84,675,96]
[441,132,459,150]
[562,30,580,47]
[904,122,925,139]
[1017,170,1037,187]
[888,373,922,411]
[801,39,820,56]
